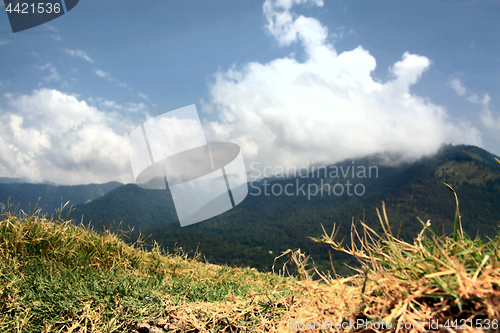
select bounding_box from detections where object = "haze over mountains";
[0,181,122,215]
[1,144,499,275]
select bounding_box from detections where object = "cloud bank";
[203,0,482,173]
[0,89,135,184]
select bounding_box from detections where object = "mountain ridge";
[2,144,499,275]
[66,144,500,274]
[0,181,123,215]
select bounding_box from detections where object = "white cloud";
[467,94,479,104]
[0,89,135,185]
[126,102,147,113]
[0,40,8,46]
[96,97,122,110]
[478,94,500,131]
[40,63,62,82]
[264,0,326,52]
[450,78,500,132]
[480,110,500,131]
[45,24,62,41]
[64,49,94,63]
[203,0,482,173]
[95,70,131,90]
[138,92,149,100]
[31,52,42,62]
[95,69,111,79]
[450,78,466,96]
[45,24,57,32]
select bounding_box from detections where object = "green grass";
[0,205,297,332]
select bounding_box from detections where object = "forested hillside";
[62,144,500,275]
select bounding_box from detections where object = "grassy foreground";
[0,206,299,332]
[1,180,500,332]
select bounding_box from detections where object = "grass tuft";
[303,186,500,331]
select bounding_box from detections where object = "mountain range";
[1,144,499,276]
[0,181,122,216]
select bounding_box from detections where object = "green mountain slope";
[139,145,500,274]
[69,184,178,232]
[22,144,500,275]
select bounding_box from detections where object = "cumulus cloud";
[0,89,136,184]
[64,49,94,63]
[203,0,481,174]
[264,0,326,51]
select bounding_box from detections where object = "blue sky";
[0,0,499,185]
